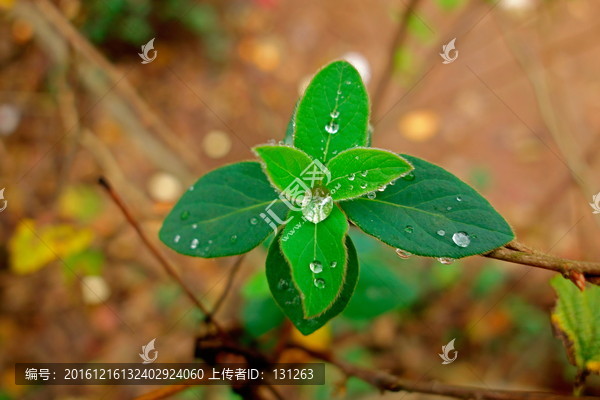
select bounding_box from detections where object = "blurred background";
[1,0,600,398]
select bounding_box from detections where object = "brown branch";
[20,0,199,181]
[292,345,597,400]
[97,176,227,338]
[371,0,421,119]
[484,240,600,282]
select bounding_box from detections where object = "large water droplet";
[314,278,326,289]
[309,260,323,274]
[180,211,190,220]
[191,238,199,249]
[250,217,258,225]
[437,230,446,236]
[452,232,470,248]
[174,235,181,243]
[348,173,356,181]
[330,110,340,118]
[325,122,339,134]
[367,192,376,200]
[395,249,411,259]
[437,257,455,265]
[402,172,415,181]
[301,187,333,223]
[404,225,414,233]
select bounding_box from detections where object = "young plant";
[159,61,514,334]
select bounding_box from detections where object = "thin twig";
[292,345,597,400]
[210,254,246,318]
[97,176,227,338]
[484,240,600,279]
[23,0,199,181]
[371,0,421,119]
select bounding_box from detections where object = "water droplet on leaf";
[395,249,411,259]
[191,238,199,249]
[174,235,181,243]
[277,279,289,290]
[330,110,340,118]
[301,187,333,223]
[437,257,455,265]
[367,191,376,199]
[437,230,445,236]
[250,217,258,225]
[404,225,414,233]
[330,261,337,268]
[325,122,339,134]
[452,232,470,247]
[402,172,415,181]
[348,173,356,181]
[314,278,326,289]
[309,260,323,274]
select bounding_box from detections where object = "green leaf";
[267,231,359,335]
[159,162,287,258]
[241,272,285,338]
[340,154,514,258]
[253,145,314,193]
[326,148,413,201]
[283,100,299,145]
[280,206,349,318]
[294,61,370,163]
[551,276,600,374]
[343,256,417,320]
[435,0,464,11]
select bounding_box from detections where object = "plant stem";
[484,241,600,281]
[371,0,421,119]
[98,176,228,338]
[292,345,597,400]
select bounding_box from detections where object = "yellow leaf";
[0,0,15,10]
[9,219,94,274]
[291,324,331,353]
